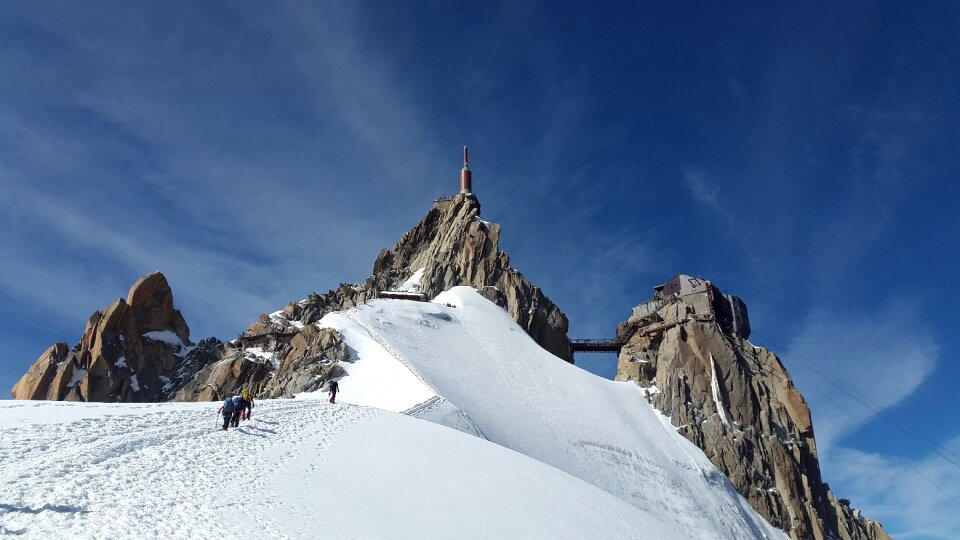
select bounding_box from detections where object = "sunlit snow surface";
[1,287,786,539]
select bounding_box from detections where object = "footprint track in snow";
[0,400,378,539]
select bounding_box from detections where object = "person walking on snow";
[241,388,254,421]
[328,379,339,404]
[218,395,235,431]
[230,395,243,427]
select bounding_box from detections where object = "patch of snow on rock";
[395,267,425,292]
[142,330,192,357]
[710,354,734,430]
[67,368,86,388]
[244,347,279,367]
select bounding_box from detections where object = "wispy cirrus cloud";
[784,297,939,454]
[680,168,737,228]
[829,440,960,540]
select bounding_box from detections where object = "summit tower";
[460,145,472,194]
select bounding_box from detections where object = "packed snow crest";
[2,287,786,539]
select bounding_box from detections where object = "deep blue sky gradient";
[1,2,958,536]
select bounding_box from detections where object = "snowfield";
[1,287,787,539]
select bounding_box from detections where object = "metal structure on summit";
[460,145,472,194]
[434,146,475,206]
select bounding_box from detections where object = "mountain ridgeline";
[12,193,888,540]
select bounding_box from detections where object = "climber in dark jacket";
[230,395,244,427]
[328,380,340,404]
[217,396,235,431]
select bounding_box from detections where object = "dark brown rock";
[173,353,272,402]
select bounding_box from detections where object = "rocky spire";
[12,272,219,402]
[615,275,890,540]
[366,193,571,360]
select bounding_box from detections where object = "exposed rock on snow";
[615,277,891,540]
[260,326,349,398]
[173,351,272,402]
[195,193,574,401]
[173,325,351,401]
[11,272,218,402]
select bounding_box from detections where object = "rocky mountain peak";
[12,272,216,402]
[368,193,571,360]
[616,273,890,540]
[125,272,190,344]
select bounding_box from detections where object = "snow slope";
[320,287,786,539]
[1,286,787,539]
[0,401,683,539]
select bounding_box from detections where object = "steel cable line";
[749,329,960,473]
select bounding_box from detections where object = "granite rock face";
[260,326,350,398]
[367,194,571,360]
[615,275,890,540]
[11,272,219,402]
[174,325,350,401]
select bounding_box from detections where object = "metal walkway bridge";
[569,338,623,354]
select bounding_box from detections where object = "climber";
[241,388,255,421]
[328,379,339,404]
[217,395,235,431]
[231,395,244,428]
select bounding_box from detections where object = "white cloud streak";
[829,440,960,539]
[785,298,939,453]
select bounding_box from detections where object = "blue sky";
[1,1,958,536]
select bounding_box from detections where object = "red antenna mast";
[460,145,472,194]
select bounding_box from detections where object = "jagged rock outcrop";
[260,326,350,398]
[12,272,219,402]
[175,325,350,401]
[615,274,890,540]
[173,340,273,402]
[367,194,571,360]
[14,194,572,403]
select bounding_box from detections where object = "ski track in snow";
[0,400,377,539]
